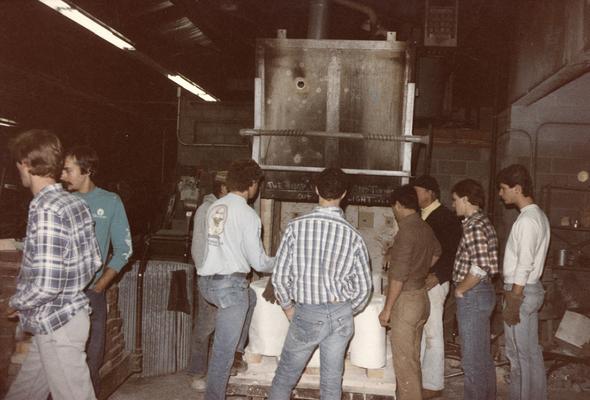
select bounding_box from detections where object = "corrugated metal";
[119,260,194,377]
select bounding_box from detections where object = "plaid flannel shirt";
[10,184,102,334]
[272,206,372,313]
[452,211,499,283]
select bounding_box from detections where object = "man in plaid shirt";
[451,179,499,400]
[269,168,372,400]
[6,130,102,400]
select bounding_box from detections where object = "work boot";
[230,352,248,375]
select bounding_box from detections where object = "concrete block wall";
[419,143,492,209]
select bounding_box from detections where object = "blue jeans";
[198,275,256,400]
[85,289,106,396]
[187,282,250,376]
[456,280,496,400]
[269,302,354,400]
[504,282,546,400]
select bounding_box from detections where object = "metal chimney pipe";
[307,0,329,39]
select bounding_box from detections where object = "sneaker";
[230,352,248,375]
[191,376,207,391]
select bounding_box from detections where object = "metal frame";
[250,31,417,181]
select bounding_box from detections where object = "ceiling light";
[167,74,218,102]
[38,0,135,51]
[0,117,17,127]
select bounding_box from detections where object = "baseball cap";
[412,175,440,197]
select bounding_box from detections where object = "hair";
[314,168,348,200]
[390,184,419,211]
[65,145,99,176]
[10,129,63,179]
[452,179,486,209]
[226,159,263,192]
[497,164,534,198]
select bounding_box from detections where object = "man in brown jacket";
[379,185,441,400]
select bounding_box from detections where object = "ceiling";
[0,0,513,182]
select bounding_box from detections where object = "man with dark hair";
[6,130,102,400]
[269,167,372,400]
[451,178,498,400]
[188,170,248,389]
[61,145,133,395]
[197,159,274,400]
[413,176,462,399]
[379,184,441,400]
[498,164,550,400]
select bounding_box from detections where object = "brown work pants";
[389,288,430,400]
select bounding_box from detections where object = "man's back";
[200,192,273,275]
[273,206,372,312]
[14,184,101,334]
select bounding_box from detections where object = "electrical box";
[424,0,458,47]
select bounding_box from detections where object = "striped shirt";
[10,183,102,334]
[452,211,499,283]
[272,206,372,313]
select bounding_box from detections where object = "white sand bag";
[349,294,387,369]
[247,277,290,356]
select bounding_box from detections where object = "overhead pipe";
[307,0,330,39]
[333,0,380,36]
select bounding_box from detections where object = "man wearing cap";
[413,175,462,399]
[188,170,248,389]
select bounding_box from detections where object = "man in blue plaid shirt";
[5,130,102,400]
[269,168,372,400]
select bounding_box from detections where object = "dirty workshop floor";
[108,360,590,400]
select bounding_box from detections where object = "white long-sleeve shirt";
[503,204,550,286]
[198,193,274,276]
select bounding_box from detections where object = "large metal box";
[254,33,414,205]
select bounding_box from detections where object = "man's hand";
[454,288,464,298]
[262,278,277,304]
[283,306,295,321]
[425,273,439,290]
[6,307,18,319]
[503,291,524,326]
[378,308,391,327]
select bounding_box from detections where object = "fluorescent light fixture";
[38,0,135,51]
[167,74,218,102]
[0,117,17,127]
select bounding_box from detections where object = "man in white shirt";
[196,159,274,400]
[498,164,550,400]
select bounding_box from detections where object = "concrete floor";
[108,371,589,400]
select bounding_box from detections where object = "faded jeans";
[420,281,449,391]
[456,280,496,400]
[187,285,251,376]
[269,302,354,400]
[198,274,256,400]
[504,282,546,400]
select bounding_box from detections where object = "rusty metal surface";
[119,260,194,378]
[256,36,409,171]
